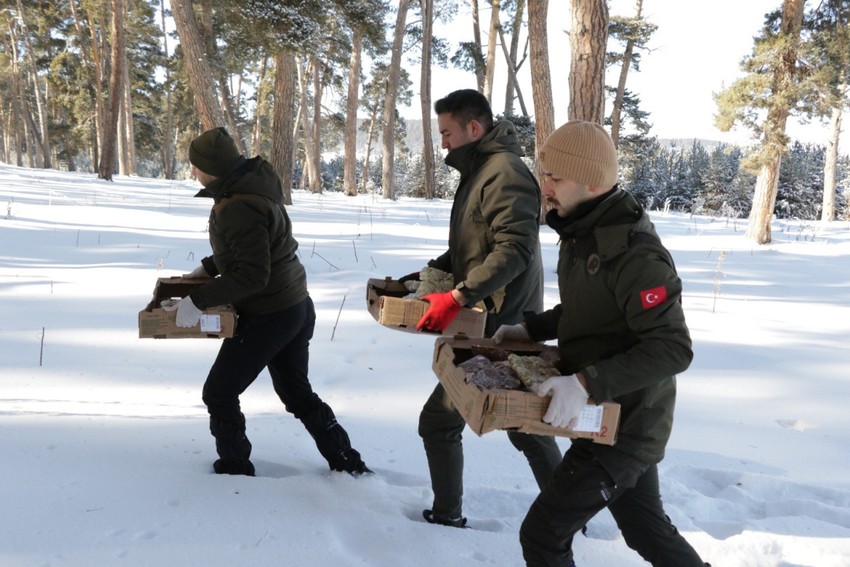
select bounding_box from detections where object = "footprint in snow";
[776,419,817,431]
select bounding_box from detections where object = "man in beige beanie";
[494,121,708,566]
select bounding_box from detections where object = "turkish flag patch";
[639,285,668,310]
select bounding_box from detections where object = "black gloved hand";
[398,271,420,284]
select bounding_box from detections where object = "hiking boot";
[213,458,255,476]
[423,509,467,528]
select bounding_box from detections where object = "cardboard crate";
[139,277,237,339]
[366,277,487,338]
[432,336,620,444]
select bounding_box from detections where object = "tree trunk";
[421,0,436,199]
[821,99,843,222]
[118,51,136,176]
[10,89,24,167]
[362,109,378,194]
[1,109,10,164]
[3,28,24,166]
[83,4,106,167]
[291,96,304,190]
[503,0,526,116]
[381,0,410,200]
[98,0,125,181]
[610,0,643,148]
[271,50,296,205]
[252,56,269,153]
[746,0,804,244]
[528,0,554,219]
[218,76,244,153]
[310,60,323,193]
[498,26,528,116]
[471,0,485,92]
[296,58,319,192]
[22,108,35,168]
[171,0,225,130]
[483,0,501,103]
[159,0,175,179]
[344,29,363,197]
[528,0,554,164]
[198,0,244,153]
[15,0,50,168]
[8,21,39,169]
[568,0,609,123]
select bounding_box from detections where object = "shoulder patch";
[639,285,668,310]
[586,253,601,275]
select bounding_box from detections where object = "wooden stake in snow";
[330,292,347,341]
[39,327,45,366]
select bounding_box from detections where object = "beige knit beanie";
[539,120,618,189]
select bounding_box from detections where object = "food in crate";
[457,345,561,392]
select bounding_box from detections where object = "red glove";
[417,291,463,332]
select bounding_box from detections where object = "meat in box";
[366,277,487,337]
[432,336,620,444]
[139,277,237,339]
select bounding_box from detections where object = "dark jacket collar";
[546,185,642,238]
[194,155,249,199]
[444,120,524,176]
[193,156,282,203]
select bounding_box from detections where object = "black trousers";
[418,383,563,517]
[520,441,706,567]
[202,297,360,470]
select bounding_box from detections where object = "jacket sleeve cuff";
[524,311,552,342]
[201,256,219,277]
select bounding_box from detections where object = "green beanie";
[189,127,241,176]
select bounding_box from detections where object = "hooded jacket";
[189,156,308,316]
[525,188,692,464]
[428,121,544,331]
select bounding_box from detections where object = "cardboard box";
[366,277,487,338]
[139,277,237,339]
[432,336,620,444]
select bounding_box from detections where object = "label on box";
[200,314,222,333]
[572,405,604,432]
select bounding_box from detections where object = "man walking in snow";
[169,126,371,478]
[403,89,562,528]
[493,120,708,566]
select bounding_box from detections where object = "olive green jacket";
[189,156,308,316]
[525,189,692,463]
[428,121,544,333]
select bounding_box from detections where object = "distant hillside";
[348,119,732,155]
[346,118,440,154]
[660,138,729,150]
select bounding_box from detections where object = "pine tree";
[777,142,825,219]
[606,0,656,147]
[715,0,807,243]
[702,145,744,215]
[802,1,850,221]
[618,135,662,209]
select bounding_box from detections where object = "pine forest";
[1,0,848,244]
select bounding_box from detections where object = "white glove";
[538,375,589,429]
[492,323,531,344]
[163,296,204,328]
[184,265,209,279]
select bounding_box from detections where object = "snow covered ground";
[1,162,849,566]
